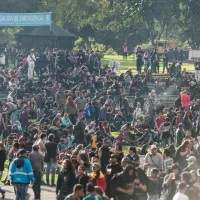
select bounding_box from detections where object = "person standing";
[181,90,190,109]
[150,48,158,73]
[136,47,143,73]
[194,62,200,82]
[144,145,163,176]
[9,149,35,200]
[19,106,29,132]
[89,163,106,191]
[5,101,18,127]
[56,87,66,113]
[98,139,110,173]
[74,93,87,111]
[27,50,36,79]
[56,159,76,200]
[126,146,140,168]
[45,134,59,186]
[159,118,172,149]
[105,154,123,198]
[28,145,44,200]
[175,140,190,170]
[112,165,135,200]
[163,49,169,73]
[123,43,128,60]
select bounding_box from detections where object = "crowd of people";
[0,44,199,200]
[135,47,185,74]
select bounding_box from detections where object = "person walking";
[45,134,59,186]
[27,50,36,79]
[56,159,76,200]
[28,144,44,200]
[9,149,35,200]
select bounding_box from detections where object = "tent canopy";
[16,23,76,37]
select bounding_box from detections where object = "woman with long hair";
[114,164,136,200]
[110,142,124,163]
[175,140,190,170]
[183,110,193,131]
[134,167,149,200]
[65,96,77,125]
[163,164,181,200]
[56,159,76,200]
[71,144,84,170]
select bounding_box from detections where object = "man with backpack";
[9,149,35,200]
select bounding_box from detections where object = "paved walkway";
[0,184,56,200]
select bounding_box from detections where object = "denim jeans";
[15,183,28,200]
[0,187,5,194]
[46,158,57,185]
[162,137,172,149]
[33,171,42,199]
[11,110,18,127]
[147,194,159,200]
[0,171,3,180]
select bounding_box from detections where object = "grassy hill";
[102,55,194,73]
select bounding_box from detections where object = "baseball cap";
[186,156,196,162]
[92,163,101,170]
[150,145,157,150]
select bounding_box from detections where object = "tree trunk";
[157,20,166,40]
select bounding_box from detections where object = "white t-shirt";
[173,192,189,200]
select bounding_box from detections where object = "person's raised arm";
[98,148,102,159]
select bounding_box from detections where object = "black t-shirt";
[127,154,140,167]
[100,146,110,167]
[175,146,187,169]
[45,142,57,158]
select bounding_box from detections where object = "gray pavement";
[0,184,56,200]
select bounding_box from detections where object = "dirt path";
[0,184,56,200]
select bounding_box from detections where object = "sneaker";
[4,180,10,185]
[50,183,56,187]
[41,181,47,186]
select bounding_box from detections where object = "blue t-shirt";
[83,194,102,200]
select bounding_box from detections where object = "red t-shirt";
[176,117,182,128]
[156,117,165,129]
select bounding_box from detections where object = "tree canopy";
[1,0,200,51]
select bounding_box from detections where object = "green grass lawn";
[102,55,194,73]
